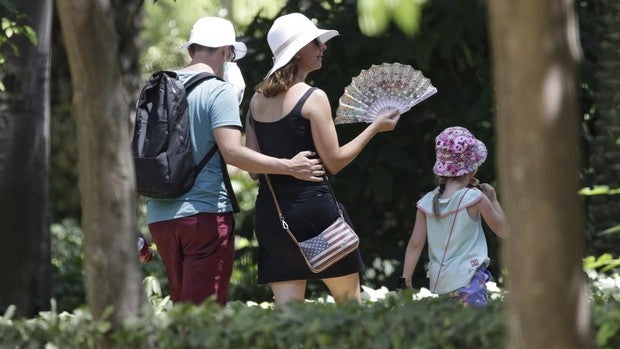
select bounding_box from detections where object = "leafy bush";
[51,219,85,312]
[1,290,506,349]
[2,276,619,349]
[585,254,620,348]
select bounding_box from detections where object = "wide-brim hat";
[265,13,338,78]
[180,17,247,61]
[432,126,488,177]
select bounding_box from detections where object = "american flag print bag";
[264,175,359,273]
[296,215,359,273]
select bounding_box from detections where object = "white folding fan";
[334,63,437,124]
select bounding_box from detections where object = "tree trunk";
[488,0,591,348]
[0,0,53,317]
[586,0,620,254]
[55,0,142,327]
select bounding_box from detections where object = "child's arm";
[478,183,506,237]
[401,209,427,288]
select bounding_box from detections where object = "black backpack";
[132,71,239,212]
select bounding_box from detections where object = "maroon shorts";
[148,212,235,305]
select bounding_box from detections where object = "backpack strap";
[183,72,239,213]
[185,72,219,178]
[195,145,218,171]
[183,72,222,94]
[219,149,240,213]
[183,72,221,173]
[193,144,240,214]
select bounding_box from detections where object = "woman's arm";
[304,89,400,174]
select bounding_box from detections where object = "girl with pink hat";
[400,126,505,306]
[245,13,401,306]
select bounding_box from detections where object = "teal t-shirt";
[145,71,242,224]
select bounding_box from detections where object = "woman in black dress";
[246,12,401,306]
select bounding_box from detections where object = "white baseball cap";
[266,13,338,78]
[180,17,247,61]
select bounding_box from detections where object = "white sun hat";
[265,13,339,78]
[180,17,247,61]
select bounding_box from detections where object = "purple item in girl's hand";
[449,267,492,307]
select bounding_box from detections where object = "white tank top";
[417,187,489,294]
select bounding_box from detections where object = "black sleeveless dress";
[251,88,364,283]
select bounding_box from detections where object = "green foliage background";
[44,0,614,308]
[234,0,498,291]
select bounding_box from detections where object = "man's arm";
[243,113,260,180]
[213,126,324,181]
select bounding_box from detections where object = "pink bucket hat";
[432,126,487,177]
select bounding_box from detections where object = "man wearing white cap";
[146,16,326,306]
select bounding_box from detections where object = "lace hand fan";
[334,63,437,124]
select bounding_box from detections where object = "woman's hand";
[370,109,401,133]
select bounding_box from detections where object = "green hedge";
[1,295,504,349]
[1,285,619,349]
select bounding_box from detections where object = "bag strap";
[323,175,344,217]
[247,112,340,244]
[264,174,343,245]
[184,72,239,213]
[246,114,298,243]
[263,174,300,245]
[431,188,471,293]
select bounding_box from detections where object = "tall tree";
[55,0,143,329]
[0,0,53,317]
[488,0,591,347]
